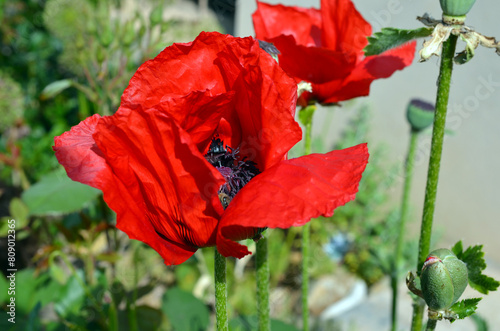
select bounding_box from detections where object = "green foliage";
[452,241,500,294]
[229,315,300,331]
[40,79,73,100]
[449,298,482,322]
[364,27,433,56]
[0,71,24,132]
[53,272,86,318]
[21,169,101,216]
[327,106,416,286]
[161,287,210,331]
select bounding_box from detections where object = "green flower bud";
[439,0,476,17]
[150,5,163,26]
[96,46,106,64]
[99,25,114,48]
[421,249,468,310]
[406,99,435,132]
[122,21,135,47]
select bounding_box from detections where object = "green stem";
[411,34,458,331]
[391,130,418,331]
[215,249,228,331]
[256,235,270,331]
[300,104,316,331]
[128,242,139,331]
[302,223,310,331]
[426,319,438,331]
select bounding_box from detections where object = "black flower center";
[204,137,260,209]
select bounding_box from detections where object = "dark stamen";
[205,137,260,206]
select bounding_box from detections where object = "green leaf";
[229,316,300,331]
[54,272,86,318]
[9,198,30,226]
[449,298,481,321]
[0,200,30,237]
[364,27,433,56]
[136,305,163,330]
[21,168,101,216]
[40,79,73,100]
[15,269,39,313]
[25,302,43,331]
[161,287,209,331]
[270,319,301,331]
[453,241,500,294]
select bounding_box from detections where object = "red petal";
[53,114,201,265]
[314,42,416,104]
[157,90,236,152]
[268,34,356,84]
[120,31,235,110]
[253,1,322,47]
[320,0,372,53]
[93,107,225,252]
[216,143,369,258]
[53,114,111,189]
[215,37,302,171]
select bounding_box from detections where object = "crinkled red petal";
[156,90,236,152]
[120,31,234,110]
[253,1,322,47]
[313,42,416,104]
[93,107,225,251]
[320,0,372,53]
[53,114,203,265]
[216,143,369,258]
[215,37,302,171]
[267,34,356,84]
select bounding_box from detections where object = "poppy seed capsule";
[439,0,476,17]
[406,99,435,132]
[421,249,468,310]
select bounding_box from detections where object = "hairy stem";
[411,34,458,331]
[215,249,228,331]
[391,130,419,331]
[426,319,438,331]
[300,104,316,331]
[256,235,270,331]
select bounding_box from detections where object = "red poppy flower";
[53,31,369,265]
[253,0,416,105]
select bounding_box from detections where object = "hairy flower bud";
[439,0,476,17]
[421,249,468,310]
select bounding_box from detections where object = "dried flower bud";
[421,248,468,310]
[406,99,435,132]
[439,0,476,17]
